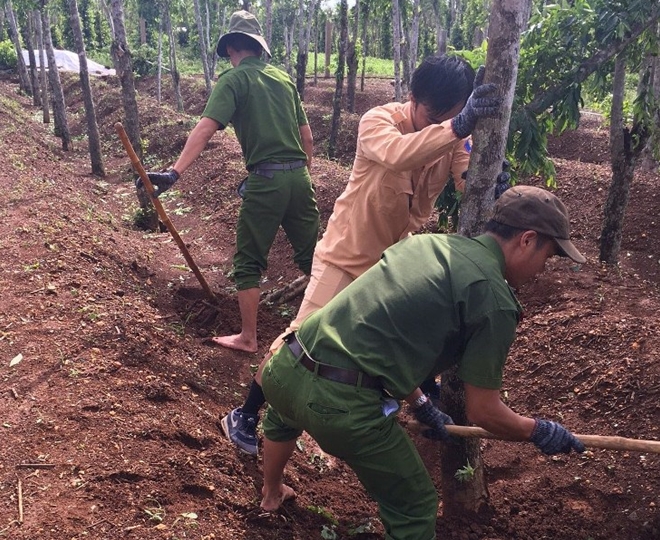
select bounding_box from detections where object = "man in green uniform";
[259,185,587,540]
[144,11,319,353]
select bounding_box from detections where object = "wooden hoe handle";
[115,123,216,303]
[411,423,660,454]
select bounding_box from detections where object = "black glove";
[495,159,511,199]
[414,399,454,441]
[136,169,180,197]
[451,66,502,139]
[530,419,585,455]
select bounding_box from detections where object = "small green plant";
[321,524,338,540]
[132,44,159,76]
[348,519,377,536]
[0,40,17,70]
[307,505,338,526]
[143,498,166,523]
[454,459,476,483]
[435,177,462,232]
[278,305,293,318]
[23,261,40,272]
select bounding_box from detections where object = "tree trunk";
[265,0,273,47]
[359,0,370,92]
[25,14,41,106]
[165,8,184,113]
[34,10,50,124]
[313,9,318,85]
[109,0,156,230]
[157,14,163,104]
[433,0,446,54]
[639,23,659,172]
[109,0,141,156]
[139,17,146,45]
[5,0,32,96]
[447,0,531,518]
[408,0,421,76]
[205,0,216,77]
[391,0,402,102]
[299,0,320,96]
[295,0,307,97]
[327,0,347,159]
[192,0,212,96]
[0,8,5,41]
[346,0,359,113]
[598,54,650,264]
[437,27,447,54]
[599,55,629,264]
[324,20,333,78]
[438,371,491,516]
[459,0,529,236]
[283,19,294,76]
[68,0,104,176]
[41,1,71,151]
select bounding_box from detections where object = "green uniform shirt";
[296,234,522,398]
[202,56,309,168]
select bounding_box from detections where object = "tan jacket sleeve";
[358,106,461,172]
[450,137,472,193]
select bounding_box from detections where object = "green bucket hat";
[216,10,271,58]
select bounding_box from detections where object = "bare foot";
[260,484,296,512]
[212,334,258,353]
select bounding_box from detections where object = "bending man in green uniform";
[259,185,587,540]
[144,11,319,353]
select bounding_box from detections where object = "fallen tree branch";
[261,275,310,305]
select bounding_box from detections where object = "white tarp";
[21,49,115,76]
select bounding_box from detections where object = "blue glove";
[495,159,511,199]
[451,66,502,139]
[136,169,180,197]
[530,419,585,455]
[414,399,455,441]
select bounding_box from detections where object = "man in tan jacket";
[221,55,503,455]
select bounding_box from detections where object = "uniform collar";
[473,234,506,277]
[237,55,265,67]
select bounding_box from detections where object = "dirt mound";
[0,71,658,540]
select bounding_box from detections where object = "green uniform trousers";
[233,167,319,290]
[262,344,438,540]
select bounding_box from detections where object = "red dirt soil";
[0,72,658,540]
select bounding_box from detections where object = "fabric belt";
[285,333,381,390]
[252,160,307,178]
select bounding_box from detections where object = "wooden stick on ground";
[17,478,23,524]
[409,422,660,454]
[114,123,217,303]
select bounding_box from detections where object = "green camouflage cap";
[216,10,271,58]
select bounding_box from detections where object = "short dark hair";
[410,55,475,117]
[484,219,523,240]
[224,33,263,56]
[484,220,555,251]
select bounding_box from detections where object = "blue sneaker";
[220,408,259,456]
